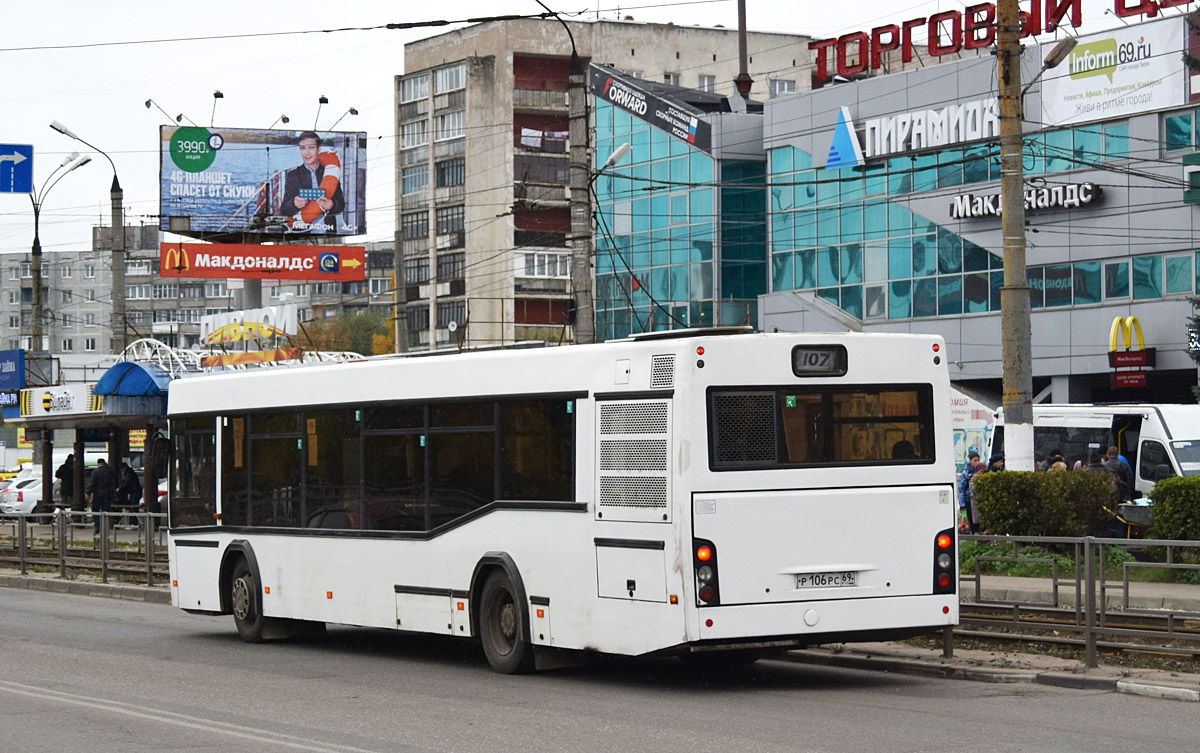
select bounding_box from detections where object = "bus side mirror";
[1154,463,1175,482]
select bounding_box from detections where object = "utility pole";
[110,177,127,354]
[568,49,594,344]
[997,0,1034,471]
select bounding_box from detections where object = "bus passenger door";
[1111,415,1141,474]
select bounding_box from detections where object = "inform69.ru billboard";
[159,126,366,237]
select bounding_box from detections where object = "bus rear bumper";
[683,593,958,648]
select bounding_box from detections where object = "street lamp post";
[50,121,127,353]
[29,152,91,355]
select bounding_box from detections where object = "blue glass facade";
[767,113,1200,318]
[593,99,765,340]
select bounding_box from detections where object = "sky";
[0,0,1136,258]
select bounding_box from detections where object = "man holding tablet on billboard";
[279,131,345,234]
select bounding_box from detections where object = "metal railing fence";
[0,511,168,586]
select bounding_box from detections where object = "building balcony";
[435,185,465,204]
[514,230,568,249]
[513,89,568,111]
[513,183,568,206]
[402,192,429,211]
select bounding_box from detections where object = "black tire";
[479,570,534,674]
[231,558,265,643]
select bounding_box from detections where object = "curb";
[1116,681,1200,702]
[784,650,1199,701]
[0,573,170,604]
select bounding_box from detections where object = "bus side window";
[1138,440,1172,481]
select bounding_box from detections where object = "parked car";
[0,477,45,515]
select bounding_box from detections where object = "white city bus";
[167,330,958,673]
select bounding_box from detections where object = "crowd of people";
[956,445,1134,533]
[53,455,145,533]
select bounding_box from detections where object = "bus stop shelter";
[8,361,171,514]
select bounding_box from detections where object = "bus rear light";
[932,528,956,595]
[943,606,950,614]
[932,343,940,352]
[670,594,678,605]
[705,619,713,628]
[696,346,705,356]
[693,538,720,606]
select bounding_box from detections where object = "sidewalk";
[2,567,1196,700]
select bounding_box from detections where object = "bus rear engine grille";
[599,477,669,508]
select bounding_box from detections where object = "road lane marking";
[0,679,389,753]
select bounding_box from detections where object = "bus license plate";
[796,571,856,589]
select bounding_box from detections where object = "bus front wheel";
[479,571,534,674]
[231,559,265,643]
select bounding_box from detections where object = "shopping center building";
[757,15,1200,403]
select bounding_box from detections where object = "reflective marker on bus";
[166,330,957,673]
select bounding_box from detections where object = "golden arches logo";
[1109,316,1144,352]
[165,245,191,273]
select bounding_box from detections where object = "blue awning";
[93,362,173,397]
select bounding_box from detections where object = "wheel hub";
[232,576,251,621]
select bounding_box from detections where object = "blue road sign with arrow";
[0,144,34,194]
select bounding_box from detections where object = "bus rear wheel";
[479,571,534,674]
[231,559,265,643]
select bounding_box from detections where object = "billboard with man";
[159,126,367,236]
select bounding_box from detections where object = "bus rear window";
[709,385,934,470]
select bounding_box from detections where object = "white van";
[989,404,1200,497]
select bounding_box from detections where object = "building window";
[126,284,151,300]
[436,205,464,234]
[6,291,15,304]
[402,211,429,240]
[205,282,230,297]
[62,313,73,327]
[520,251,570,278]
[126,259,155,275]
[400,120,428,149]
[437,252,465,281]
[84,264,96,278]
[8,316,18,329]
[434,111,465,141]
[663,72,680,86]
[404,258,430,285]
[85,313,96,326]
[341,281,366,295]
[1164,109,1195,153]
[437,299,466,328]
[623,69,643,79]
[369,278,390,295]
[85,337,96,351]
[768,79,796,99]
[434,63,466,93]
[20,262,31,278]
[61,339,73,352]
[436,157,465,187]
[61,265,72,279]
[8,268,17,281]
[402,165,429,195]
[86,289,96,302]
[60,290,73,303]
[698,74,716,93]
[407,304,429,331]
[401,72,430,103]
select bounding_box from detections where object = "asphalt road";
[0,587,1193,753]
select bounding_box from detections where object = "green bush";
[1148,475,1200,542]
[972,470,1116,536]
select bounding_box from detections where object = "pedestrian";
[1084,449,1110,475]
[87,458,117,534]
[55,454,76,512]
[1104,445,1134,501]
[117,462,142,525]
[1050,461,1067,472]
[958,451,980,531]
